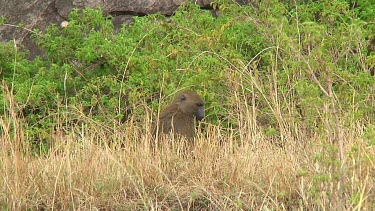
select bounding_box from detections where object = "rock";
[112,15,134,33]
[0,0,62,58]
[0,0,252,58]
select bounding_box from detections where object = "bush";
[0,0,374,146]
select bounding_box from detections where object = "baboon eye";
[196,103,203,107]
[180,94,187,101]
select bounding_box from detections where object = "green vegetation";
[0,0,374,209]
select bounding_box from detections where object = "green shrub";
[0,0,374,147]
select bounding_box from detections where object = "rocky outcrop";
[0,0,62,57]
[1,0,253,58]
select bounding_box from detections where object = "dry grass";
[0,91,374,210]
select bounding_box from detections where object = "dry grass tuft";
[0,88,374,210]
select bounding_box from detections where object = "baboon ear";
[180,94,187,101]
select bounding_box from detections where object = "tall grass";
[1,78,373,210]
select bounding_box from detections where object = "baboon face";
[176,91,205,121]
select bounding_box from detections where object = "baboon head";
[174,90,205,121]
[157,90,205,139]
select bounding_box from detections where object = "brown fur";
[156,90,205,139]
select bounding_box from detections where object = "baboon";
[156,90,205,139]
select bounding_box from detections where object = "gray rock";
[0,0,62,58]
[0,0,253,58]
